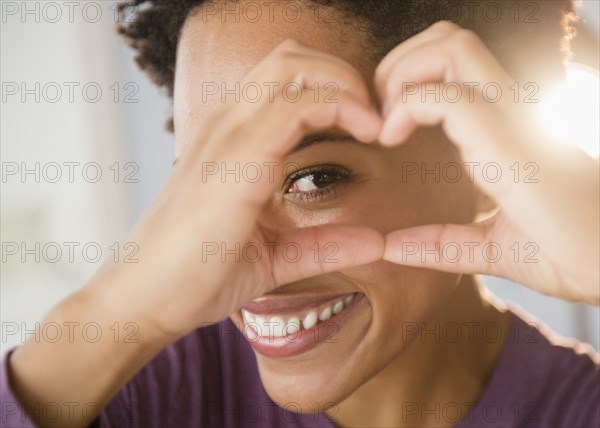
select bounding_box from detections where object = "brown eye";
[288,171,341,193]
[284,164,353,202]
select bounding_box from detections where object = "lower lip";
[240,293,366,359]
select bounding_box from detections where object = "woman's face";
[174,1,478,410]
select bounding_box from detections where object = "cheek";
[277,174,475,236]
[341,261,461,335]
[338,143,470,346]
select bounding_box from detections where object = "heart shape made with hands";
[112,22,598,341]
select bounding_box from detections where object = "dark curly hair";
[117,0,577,131]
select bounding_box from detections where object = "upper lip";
[241,292,355,315]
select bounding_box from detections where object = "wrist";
[81,263,190,349]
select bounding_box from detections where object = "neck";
[328,275,510,428]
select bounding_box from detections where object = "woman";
[2,0,599,427]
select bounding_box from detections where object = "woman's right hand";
[7,39,384,428]
[91,38,385,341]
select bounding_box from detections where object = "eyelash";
[284,164,353,202]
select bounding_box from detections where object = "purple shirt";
[2,311,599,427]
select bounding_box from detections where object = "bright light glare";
[539,63,600,158]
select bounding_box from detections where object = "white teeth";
[255,316,267,336]
[319,306,332,321]
[303,311,318,329]
[270,317,286,337]
[333,300,344,314]
[286,317,301,335]
[245,294,358,337]
[344,294,354,307]
[242,309,254,325]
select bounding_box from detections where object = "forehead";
[173,1,373,121]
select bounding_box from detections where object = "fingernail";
[379,120,396,146]
[381,100,391,117]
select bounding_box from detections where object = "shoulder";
[460,309,600,428]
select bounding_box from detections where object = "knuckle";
[267,44,304,76]
[276,38,303,52]
[268,58,290,79]
[374,58,393,82]
[431,20,461,33]
[451,29,484,54]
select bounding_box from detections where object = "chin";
[253,298,372,411]
[229,266,461,411]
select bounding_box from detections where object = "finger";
[226,88,382,218]
[183,39,377,157]
[270,225,385,287]
[231,88,383,163]
[255,39,368,92]
[259,88,383,145]
[195,40,379,155]
[242,39,374,110]
[186,87,382,179]
[378,84,521,199]
[377,29,514,116]
[375,21,459,96]
[378,81,509,150]
[383,222,499,276]
[379,88,600,271]
[382,220,597,305]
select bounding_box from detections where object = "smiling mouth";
[241,292,359,337]
[237,291,366,358]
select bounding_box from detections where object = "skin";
[175,4,507,427]
[7,1,598,428]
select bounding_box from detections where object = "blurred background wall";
[1,1,599,355]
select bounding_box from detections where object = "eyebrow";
[289,133,358,155]
[172,133,357,166]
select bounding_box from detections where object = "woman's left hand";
[375,21,599,305]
